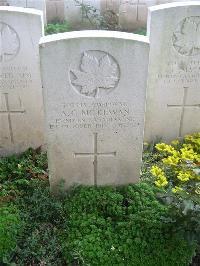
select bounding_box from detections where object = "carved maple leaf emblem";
[0,23,19,62]
[70,52,119,97]
[173,17,200,56]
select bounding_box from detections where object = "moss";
[0,205,22,263]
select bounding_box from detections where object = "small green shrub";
[45,21,70,35]
[61,183,196,265]
[0,205,22,263]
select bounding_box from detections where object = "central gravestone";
[40,31,149,189]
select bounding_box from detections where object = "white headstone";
[145,2,200,142]
[0,7,44,156]
[46,0,65,23]
[4,0,46,23]
[64,0,101,29]
[26,0,46,24]
[40,31,149,189]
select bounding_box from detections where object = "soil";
[191,249,200,266]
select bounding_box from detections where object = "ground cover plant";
[0,133,199,265]
[45,20,71,35]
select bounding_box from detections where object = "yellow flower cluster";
[152,133,200,194]
[184,133,200,153]
[162,156,179,166]
[155,143,175,154]
[180,147,198,161]
[172,186,183,193]
[177,171,192,182]
[150,166,168,188]
[156,141,199,166]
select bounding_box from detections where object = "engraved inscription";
[0,93,25,144]
[167,87,200,138]
[49,102,136,130]
[0,22,20,62]
[0,66,32,92]
[155,60,200,85]
[70,50,120,98]
[172,16,200,56]
[74,133,116,185]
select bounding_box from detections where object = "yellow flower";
[171,140,179,146]
[184,134,193,142]
[155,175,168,188]
[182,144,194,150]
[151,166,164,177]
[162,156,179,166]
[177,171,191,182]
[155,143,175,154]
[180,147,197,161]
[172,186,183,193]
[155,143,167,152]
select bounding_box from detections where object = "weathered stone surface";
[0,7,44,156]
[40,31,149,189]
[145,2,200,142]
[64,0,101,29]
[46,0,65,22]
[0,0,46,23]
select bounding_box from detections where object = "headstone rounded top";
[39,30,149,46]
[149,1,200,12]
[0,6,43,16]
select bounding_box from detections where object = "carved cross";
[167,87,200,138]
[74,132,116,185]
[0,93,25,144]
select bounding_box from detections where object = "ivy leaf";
[71,52,118,97]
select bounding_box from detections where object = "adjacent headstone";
[40,31,149,189]
[64,0,101,29]
[0,7,44,156]
[145,2,200,142]
[0,0,9,6]
[0,0,47,23]
[119,0,156,31]
[25,0,46,24]
[46,0,65,22]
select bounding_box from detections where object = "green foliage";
[134,28,147,36]
[61,183,196,265]
[0,147,198,265]
[74,0,120,31]
[0,148,47,201]
[45,20,70,35]
[158,189,200,245]
[13,183,66,265]
[0,205,22,263]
